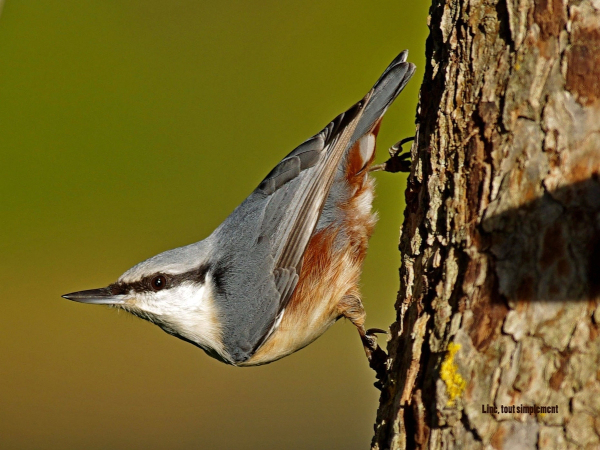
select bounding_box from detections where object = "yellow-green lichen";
[440,342,466,407]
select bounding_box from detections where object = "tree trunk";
[372,0,600,448]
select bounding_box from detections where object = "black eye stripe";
[109,263,211,294]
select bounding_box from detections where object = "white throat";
[123,282,230,363]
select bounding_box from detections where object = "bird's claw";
[362,329,389,390]
[366,327,387,335]
[369,136,414,173]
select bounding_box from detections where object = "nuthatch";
[63,51,415,380]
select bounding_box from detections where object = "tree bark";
[372,0,600,448]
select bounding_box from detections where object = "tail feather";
[350,51,416,144]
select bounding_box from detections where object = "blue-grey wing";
[212,51,415,363]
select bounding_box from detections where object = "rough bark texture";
[372,0,600,448]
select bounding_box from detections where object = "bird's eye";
[151,275,166,291]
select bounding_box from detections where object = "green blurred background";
[0,1,429,448]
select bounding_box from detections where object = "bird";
[63,50,415,382]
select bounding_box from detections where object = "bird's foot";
[369,136,414,173]
[362,328,389,390]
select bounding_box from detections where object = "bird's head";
[63,241,230,362]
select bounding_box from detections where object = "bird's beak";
[62,287,126,305]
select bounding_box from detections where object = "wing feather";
[213,52,415,362]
